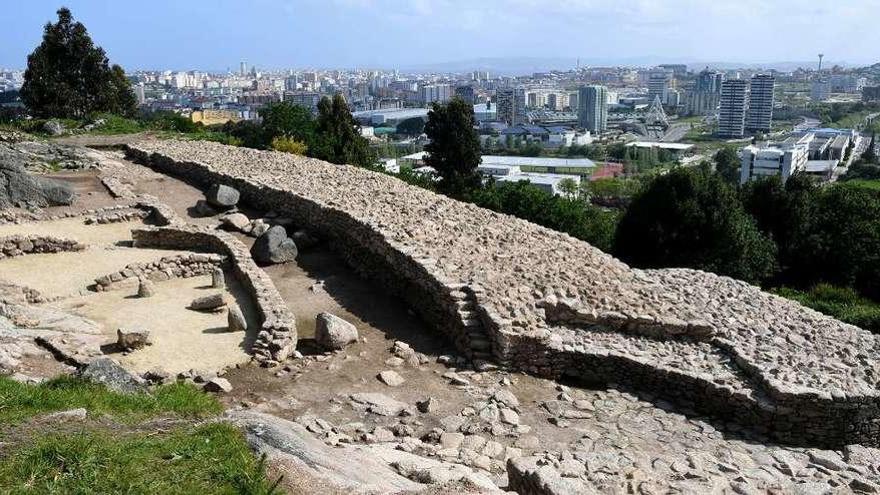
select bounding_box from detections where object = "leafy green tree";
[396,117,425,136]
[740,174,818,287]
[20,8,136,119]
[312,95,375,168]
[558,177,579,198]
[614,166,777,284]
[714,146,741,184]
[259,102,316,148]
[423,97,482,195]
[863,133,877,164]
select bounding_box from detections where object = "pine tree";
[20,8,136,119]
[864,133,877,164]
[423,97,482,195]
[312,94,375,168]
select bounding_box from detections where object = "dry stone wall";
[0,235,84,260]
[130,225,295,364]
[93,253,223,291]
[125,140,880,447]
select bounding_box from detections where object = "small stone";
[315,313,358,350]
[206,183,240,209]
[220,212,250,231]
[377,370,405,387]
[385,356,405,367]
[137,278,155,298]
[203,377,233,393]
[440,432,464,450]
[491,389,519,408]
[193,199,218,217]
[189,293,226,311]
[500,408,519,425]
[47,408,87,420]
[211,268,225,288]
[416,397,436,413]
[117,327,150,350]
[227,304,247,332]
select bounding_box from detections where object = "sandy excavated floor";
[0,247,192,298]
[58,274,260,375]
[0,217,143,246]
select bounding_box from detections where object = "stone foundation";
[131,225,295,365]
[0,235,85,260]
[93,253,223,291]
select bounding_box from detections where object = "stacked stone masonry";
[125,140,880,447]
[0,235,85,260]
[93,253,223,291]
[130,225,296,364]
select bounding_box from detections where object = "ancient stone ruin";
[125,140,880,449]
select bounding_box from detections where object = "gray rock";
[224,410,425,493]
[137,278,155,298]
[211,268,225,288]
[249,220,270,238]
[47,408,87,420]
[220,212,250,231]
[43,120,65,136]
[377,370,405,387]
[315,312,358,350]
[79,358,146,394]
[227,304,247,332]
[416,397,436,413]
[206,183,240,209]
[117,327,151,350]
[250,226,297,264]
[0,158,75,209]
[203,377,233,393]
[189,293,226,311]
[349,392,409,416]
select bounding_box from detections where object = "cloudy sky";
[2,0,877,71]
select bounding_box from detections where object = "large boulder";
[43,120,65,136]
[0,157,76,208]
[315,312,358,350]
[250,225,298,264]
[189,293,226,311]
[117,327,151,350]
[206,183,240,209]
[79,358,147,394]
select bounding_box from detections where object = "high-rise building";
[577,85,608,134]
[419,83,452,105]
[718,79,748,138]
[812,80,831,102]
[134,83,145,105]
[648,72,670,104]
[454,85,476,104]
[746,74,775,133]
[496,88,526,126]
[239,61,247,77]
[695,69,724,93]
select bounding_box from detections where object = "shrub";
[271,136,308,155]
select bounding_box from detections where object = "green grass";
[773,284,880,333]
[0,423,280,494]
[0,376,222,424]
[842,179,880,191]
[87,113,145,135]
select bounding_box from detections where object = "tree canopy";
[613,166,777,284]
[714,146,741,184]
[396,117,425,136]
[20,8,136,119]
[423,97,482,195]
[311,95,375,168]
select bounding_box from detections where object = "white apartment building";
[745,74,774,133]
[739,138,810,184]
[718,79,748,138]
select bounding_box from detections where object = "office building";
[812,80,831,102]
[419,83,452,105]
[740,138,810,184]
[718,79,748,138]
[648,72,670,104]
[454,85,476,104]
[577,85,608,134]
[239,61,247,77]
[746,74,774,133]
[695,69,724,93]
[496,88,527,126]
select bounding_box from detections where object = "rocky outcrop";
[0,153,75,208]
[125,140,880,448]
[130,225,295,365]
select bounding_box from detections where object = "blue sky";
[3,0,878,71]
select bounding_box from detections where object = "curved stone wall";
[93,253,223,291]
[130,225,295,365]
[125,140,880,448]
[0,235,85,259]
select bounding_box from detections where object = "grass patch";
[0,423,279,494]
[842,179,880,191]
[773,284,880,333]
[0,376,222,424]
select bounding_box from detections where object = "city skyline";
[2,1,879,72]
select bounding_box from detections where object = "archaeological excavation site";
[2,131,879,494]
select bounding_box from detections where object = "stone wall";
[130,225,295,365]
[0,235,84,260]
[93,253,223,291]
[124,141,880,448]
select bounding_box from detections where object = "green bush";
[271,136,308,155]
[773,284,880,333]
